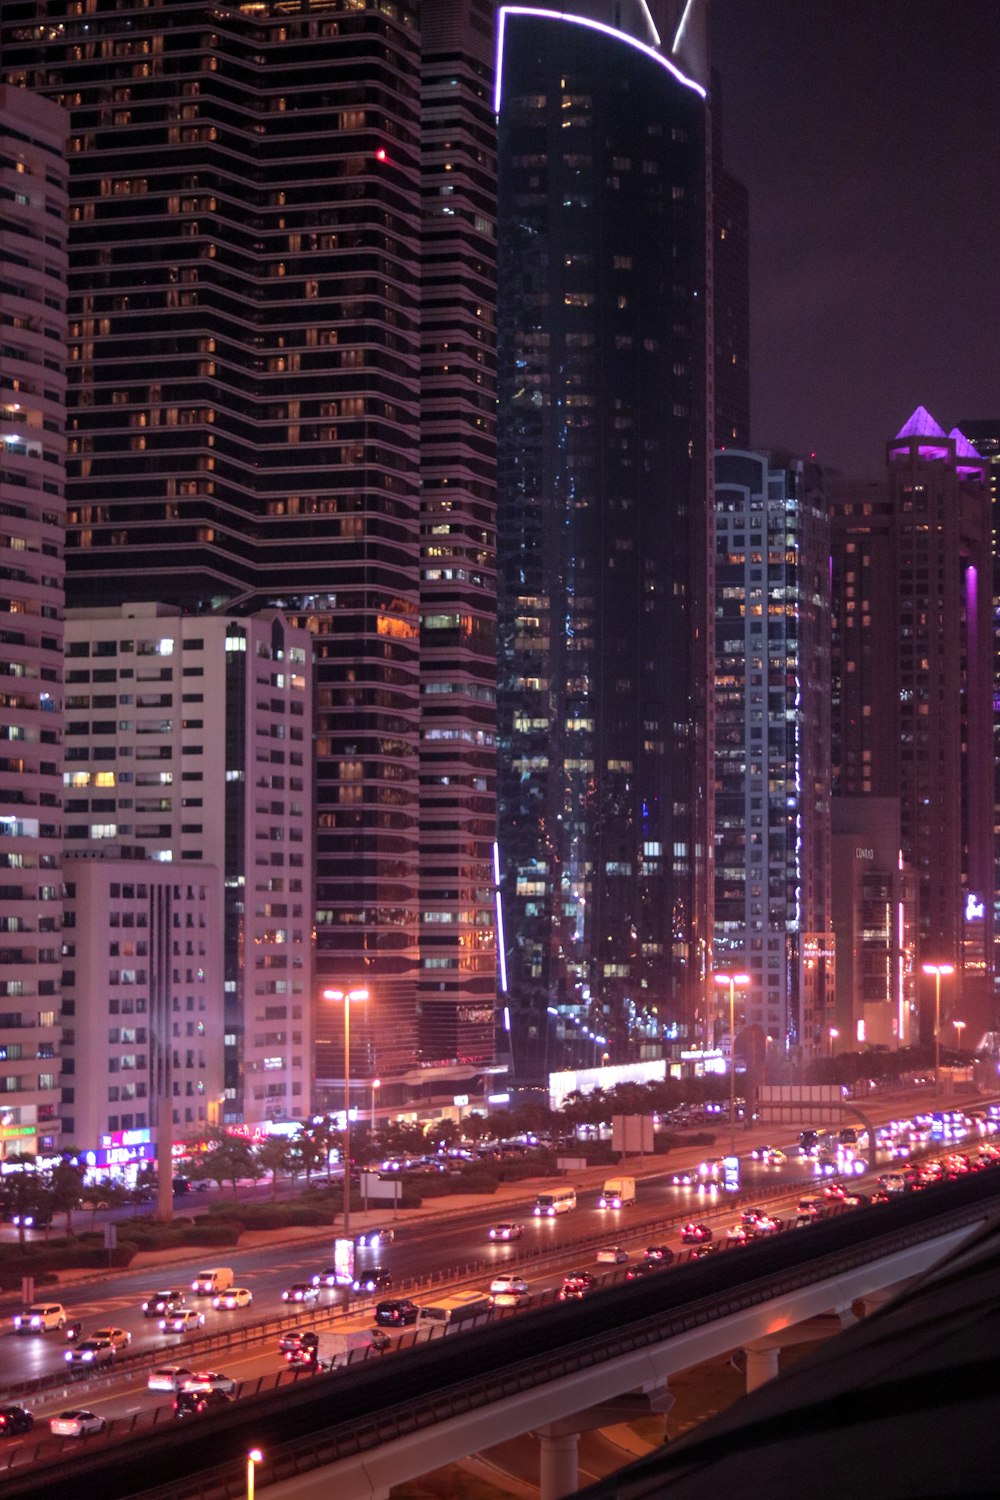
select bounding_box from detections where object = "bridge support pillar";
[646,1378,675,1439]
[744,1342,780,1392]
[537,1425,579,1500]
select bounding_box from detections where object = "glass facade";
[714,450,832,1053]
[495,9,711,1079]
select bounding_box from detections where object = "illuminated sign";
[0,1124,35,1141]
[965,893,985,921]
[722,1156,741,1192]
[333,1237,356,1285]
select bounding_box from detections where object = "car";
[49,1410,106,1438]
[644,1245,674,1264]
[596,1245,629,1264]
[311,1267,340,1288]
[142,1290,186,1318]
[282,1282,320,1304]
[212,1287,253,1310]
[11,1212,52,1230]
[356,1227,394,1247]
[842,1192,870,1208]
[65,1338,115,1369]
[0,1406,35,1437]
[174,1388,233,1418]
[488,1222,524,1242]
[726,1224,750,1243]
[277,1328,313,1354]
[625,1259,663,1281]
[92,1326,131,1351]
[159,1308,205,1334]
[374,1298,419,1327]
[680,1222,713,1244]
[489,1275,531,1308]
[147,1366,194,1393]
[740,1206,769,1228]
[182,1370,237,1395]
[12,1303,66,1334]
[558,1272,596,1301]
[688,1241,717,1259]
[750,1214,783,1235]
[351,1268,393,1295]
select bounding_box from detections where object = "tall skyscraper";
[831,408,994,1043]
[495,2,712,1078]
[714,450,832,1055]
[0,86,67,1159]
[2,1,499,1104]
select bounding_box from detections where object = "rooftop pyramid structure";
[895,405,946,440]
[949,427,982,459]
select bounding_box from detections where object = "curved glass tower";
[495,4,711,1079]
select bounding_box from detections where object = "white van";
[534,1187,577,1217]
[191,1266,234,1296]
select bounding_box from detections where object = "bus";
[533,1187,577,1217]
[418,1289,492,1327]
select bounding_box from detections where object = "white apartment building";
[62,852,222,1160]
[62,604,313,1127]
[0,88,67,1160]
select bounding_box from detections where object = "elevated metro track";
[7,1168,1000,1500]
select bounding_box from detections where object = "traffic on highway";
[0,1100,996,1473]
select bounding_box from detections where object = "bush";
[0,1242,135,1287]
[207,1202,330,1231]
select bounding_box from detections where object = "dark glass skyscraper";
[2,0,499,1097]
[495,3,712,1078]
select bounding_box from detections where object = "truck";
[417,1289,492,1328]
[286,1328,390,1371]
[597,1177,636,1209]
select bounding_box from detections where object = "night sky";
[709,0,1000,481]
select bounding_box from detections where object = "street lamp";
[713,972,750,1156]
[828,1026,839,1058]
[370,1076,380,1134]
[921,962,954,1091]
[247,1449,263,1500]
[953,1019,966,1052]
[322,987,370,1240]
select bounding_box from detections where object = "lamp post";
[247,1449,263,1500]
[921,962,954,1091]
[713,972,750,1156]
[953,1019,966,1052]
[370,1077,380,1134]
[828,1026,839,1058]
[322,987,370,1240]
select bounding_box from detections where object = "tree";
[289,1121,329,1185]
[255,1135,293,1199]
[1,1158,48,1245]
[189,1127,261,1198]
[50,1156,87,1236]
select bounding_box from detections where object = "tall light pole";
[370,1076,380,1135]
[921,962,954,1091]
[246,1449,263,1500]
[828,1026,839,1058]
[953,1019,966,1052]
[713,972,750,1156]
[322,987,370,1240]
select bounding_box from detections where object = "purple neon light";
[494,6,706,116]
[894,405,946,441]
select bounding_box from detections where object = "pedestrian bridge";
[8,1171,999,1500]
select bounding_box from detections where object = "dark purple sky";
[709,0,1000,481]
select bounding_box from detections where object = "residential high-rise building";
[714,450,832,1054]
[2,1,499,1103]
[495,3,712,1078]
[62,604,313,1126]
[62,851,223,1161]
[831,408,995,1044]
[0,86,67,1160]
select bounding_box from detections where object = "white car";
[489,1275,530,1308]
[13,1303,66,1334]
[49,1410,106,1438]
[212,1287,253,1310]
[147,1365,194,1393]
[596,1246,629,1264]
[182,1370,237,1395]
[92,1325,131,1351]
[282,1282,319,1304]
[159,1308,205,1334]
